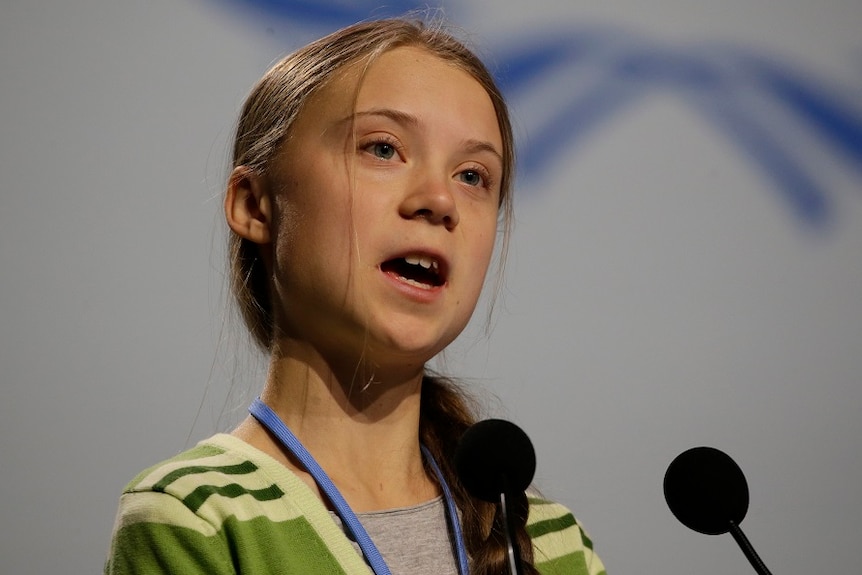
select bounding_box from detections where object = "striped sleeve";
[105,445,241,575]
[106,490,236,575]
[528,497,607,575]
[104,440,356,575]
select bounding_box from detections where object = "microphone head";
[664,446,749,535]
[455,419,536,503]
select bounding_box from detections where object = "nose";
[399,175,460,230]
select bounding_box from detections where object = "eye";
[370,142,396,160]
[457,166,493,189]
[458,169,483,187]
[360,137,402,161]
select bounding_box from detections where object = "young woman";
[105,18,605,575]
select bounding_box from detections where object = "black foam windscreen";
[455,419,536,503]
[664,446,750,535]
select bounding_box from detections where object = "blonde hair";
[227,18,533,575]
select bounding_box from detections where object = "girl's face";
[268,46,504,370]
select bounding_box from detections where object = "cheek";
[271,192,353,289]
[276,174,353,239]
[465,222,500,292]
[350,189,393,253]
[476,211,501,264]
[273,200,301,251]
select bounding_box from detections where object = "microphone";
[455,419,536,575]
[664,446,774,575]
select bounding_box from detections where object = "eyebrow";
[340,108,420,128]
[341,108,504,162]
[461,139,504,164]
[329,108,416,143]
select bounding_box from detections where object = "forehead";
[354,45,481,97]
[302,46,501,145]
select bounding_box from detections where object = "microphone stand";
[729,521,773,575]
[499,483,523,575]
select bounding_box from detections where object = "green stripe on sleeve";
[183,482,285,513]
[535,551,591,575]
[152,461,259,492]
[107,521,234,575]
[528,512,577,539]
[107,509,351,574]
[124,445,228,491]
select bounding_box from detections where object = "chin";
[367,328,457,365]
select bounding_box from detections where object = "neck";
[234,337,438,512]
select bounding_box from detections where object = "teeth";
[402,277,433,290]
[404,255,438,272]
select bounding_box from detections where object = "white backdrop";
[2,1,861,574]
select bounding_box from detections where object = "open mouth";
[381,255,445,289]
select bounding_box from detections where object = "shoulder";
[114,434,321,537]
[123,434,283,499]
[527,496,607,575]
[106,435,369,574]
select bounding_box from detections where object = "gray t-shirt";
[331,496,459,575]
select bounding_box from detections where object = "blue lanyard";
[249,398,470,575]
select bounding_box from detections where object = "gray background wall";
[2,1,860,573]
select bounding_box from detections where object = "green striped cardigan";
[106,434,605,574]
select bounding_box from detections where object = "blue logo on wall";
[215,0,862,228]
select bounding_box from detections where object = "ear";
[225,166,272,244]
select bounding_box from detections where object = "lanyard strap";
[421,444,470,575]
[249,398,470,575]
